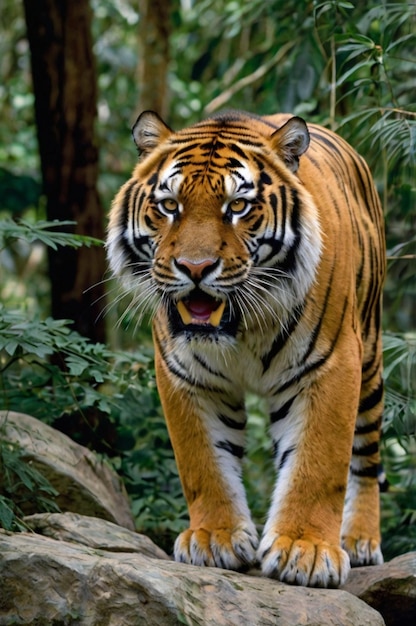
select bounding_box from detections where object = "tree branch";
[204,41,295,115]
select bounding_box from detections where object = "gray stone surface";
[0,411,134,530]
[342,552,416,626]
[24,511,169,560]
[0,516,386,626]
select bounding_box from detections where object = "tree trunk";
[137,0,171,119]
[23,0,106,343]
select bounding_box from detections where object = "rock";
[0,515,385,626]
[342,552,416,626]
[0,413,413,625]
[0,411,134,530]
[24,511,169,560]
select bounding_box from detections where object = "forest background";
[0,0,415,559]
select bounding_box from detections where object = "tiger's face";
[107,111,322,340]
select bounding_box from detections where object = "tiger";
[106,109,385,588]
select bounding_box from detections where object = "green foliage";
[380,332,416,558]
[244,396,274,525]
[0,437,60,532]
[169,0,325,123]
[1,305,122,420]
[0,167,41,216]
[120,385,187,550]
[0,217,102,251]
[0,303,185,546]
[317,2,415,333]
[0,295,184,545]
[0,1,37,173]
[383,333,416,437]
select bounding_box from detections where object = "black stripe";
[193,353,230,381]
[255,234,284,264]
[269,192,278,237]
[270,396,295,424]
[216,440,245,459]
[144,213,158,231]
[354,416,381,435]
[273,295,349,395]
[359,381,384,413]
[352,441,379,457]
[374,297,382,339]
[350,465,378,479]
[273,441,279,458]
[261,304,304,372]
[361,247,379,338]
[153,330,224,392]
[131,236,152,261]
[248,214,264,234]
[230,143,249,160]
[278,446,295,470]
[361,348,381,377]
[302,261,336,362]
[304,151,321,170]
[218,413,246,430]
[279,186,287,243]
[260,171,272,185]
[310,130,344,159]
[147,172,158,186]
[172,142,201,158]
[119,180,137,230]
[226,157,243,169]
[350,151,379,224]
[277,188,301,274]
[222,400,245,413]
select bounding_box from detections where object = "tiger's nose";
[175,257,219,282]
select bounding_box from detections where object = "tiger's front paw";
[174,525,258,571]
[258,533,350,588]
[342,535,383,567]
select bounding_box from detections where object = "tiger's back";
[107,110,385,587]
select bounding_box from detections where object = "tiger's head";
[107,111,322,341]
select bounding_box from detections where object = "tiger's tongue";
[177,296,225,326]
[188,299,215,321]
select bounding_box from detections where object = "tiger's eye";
[161,198,178,213]
[229,198,247,214]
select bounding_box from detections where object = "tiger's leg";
[154,345,258,570]
[341,356,384,566]
[258,335,361,587]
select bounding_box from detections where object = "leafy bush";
[0,438,60,531]
[380,332,416,559]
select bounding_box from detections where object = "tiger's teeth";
[209,301,226,327]
[177,300,193,325]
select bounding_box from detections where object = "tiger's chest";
[155,314,313,400]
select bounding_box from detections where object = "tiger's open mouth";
[176,289,226,328]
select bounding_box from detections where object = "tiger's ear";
[132,111,173,156]
[270,117,310,173]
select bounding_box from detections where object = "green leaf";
[65,357,90,377]
[336,59,374,86]
[0,218,103,251]
[0,496,16,531]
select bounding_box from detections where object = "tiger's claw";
[258,534,350,588]
[174,525,259,571]
[342,535,383,567]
